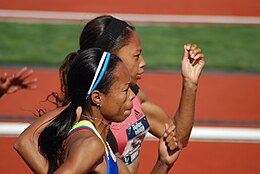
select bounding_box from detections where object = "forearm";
[14,134,48,174]
[13,107,68,173]
[173,80,198,147]
[150,157,173,174]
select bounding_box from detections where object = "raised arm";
[13,106,68,174]
[173,44,205,147]
[139,44,205,148]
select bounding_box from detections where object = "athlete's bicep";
[13,106,68,173]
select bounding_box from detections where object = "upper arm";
[55,133,104,174]
[13,106,68,174]
[15,106,68,145]
[137,87,172,138]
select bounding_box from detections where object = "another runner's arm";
[137,44,204,148]
[171,81,197,147]
[13,106,68,174]
[173,43,205,147]
[139,84,195,148]
[137,86,172,138]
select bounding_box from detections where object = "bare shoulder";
[67,130,105,160]
[69,128,104,146]
[62,130,105,172]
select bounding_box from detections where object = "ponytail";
[40,52,78,111]
[59,52,78,105]
[38,104,78,174]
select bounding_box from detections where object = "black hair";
[38,48,122,173]
[56,15,135,106]
[80,15,135,53]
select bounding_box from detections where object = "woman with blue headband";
[14,15,204,173]
[26,48,179,174]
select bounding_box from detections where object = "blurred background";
[0,0,260,173]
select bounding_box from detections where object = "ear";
[75,106,82,123]
[90,90,102,105]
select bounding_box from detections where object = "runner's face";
[116,31,146,85]
[101,62,135,122]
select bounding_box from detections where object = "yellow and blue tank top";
[67,120,119,174]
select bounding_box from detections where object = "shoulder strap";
[68,120,108,152]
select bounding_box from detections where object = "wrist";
[182,79,198,91]
[157,157,173,171]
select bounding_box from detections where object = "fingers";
[21,78,38,89]
[14,67,34,81]
[0,73,7,83]
[183,44,205,66]
[20,69,34,81]
[183,45,189,58]
[3,67,37,90]
[163,122,175,137]
[14,67,28,79]
[163,123,178,151]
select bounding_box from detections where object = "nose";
[139,55,146,69]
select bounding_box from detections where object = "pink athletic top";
[110,97,150,165]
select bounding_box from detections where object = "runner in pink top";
[111,97,149,165]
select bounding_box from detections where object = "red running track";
[1,0,260,16]
[1,0,260,173]
[0,67,260,173]
[1,68,260,125]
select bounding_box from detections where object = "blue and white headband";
[86,51,111,99]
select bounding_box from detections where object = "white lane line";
[1,122,260,142]
[1,10,260,24]
[145,126,260,142]
[0,122,30,136]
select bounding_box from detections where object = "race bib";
[122,116,150,164]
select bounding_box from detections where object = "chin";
[116,117,127,123]
[130,79,138,85]
[124,110,131,118]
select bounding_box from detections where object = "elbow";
[13,132,32,154]
[179,141,188,149]
[13,136,25,153]
[178,135,191,149]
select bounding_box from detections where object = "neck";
[81,114,111,141]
